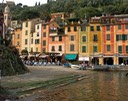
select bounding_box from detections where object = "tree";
[20,9,40,20]
[35,2,37,6]
[38,2,40,6]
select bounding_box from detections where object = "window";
[17,41,20,46]
[82,36,86,42]
[122,35,126,41]
[31,33,33,37]
[31,48,33,52]
[37,32,39,37]
[25,30,28,35]
[106,25,110,31]
[25,39,27,45]
[43,40,46,46]
[74,26,77,31]
[26,22,28,27]
[107,45,111,51]
[8,16,10,20]
[70,35,74,41]
[118,46,122,53]
[44,25,46,29]
[106,34,110,40]
[81,26,86,31]
[4,16,6,20]
[116,35,122,41]
[118,25,121,30]
[36,47,38,52]
[97,26,100,31]
[52,37,55,42]
[90,26,94,31]
[17,34,20,39]
[126,24,128,29]
[93,46,97,52]
[126,35,128,40]
[43,32,46,37]
[82,46,86,53]
[68,27,71,32]
[51,46,55,51]
[58,45,62,51]
[70,44,74,51]
[93,34,98,41]
[35,39,40,44]
[31,39,33,44]
[59,36,62,41]
[37,25,39,29]
[126,46,128,53]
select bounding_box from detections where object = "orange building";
[41,22,49,53]
[65,18,80,61]
[101,14,128,65]
[48,20,66,62]
[101,15,115,65]
[114,14,128,65]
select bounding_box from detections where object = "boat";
[70,64,82,70]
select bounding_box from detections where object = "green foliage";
[11,0,128,21]
[20,9,40,20]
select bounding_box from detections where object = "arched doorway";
[103,58,113,65]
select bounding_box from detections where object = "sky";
[5,0,47,6]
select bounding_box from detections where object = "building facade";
[89,17,103,65]
[65,18,80,61]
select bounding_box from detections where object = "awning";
[39,55,48,58]
[20,55,27,58]
[65,54,77,60]
[79,57,89,61]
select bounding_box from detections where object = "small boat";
[70,64,81,70]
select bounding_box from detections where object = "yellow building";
[79,20,90,62]
[21,18,41,54]
[89,17,103,65]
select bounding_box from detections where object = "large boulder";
[0,45,29,76]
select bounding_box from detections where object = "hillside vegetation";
[11,0,128,21]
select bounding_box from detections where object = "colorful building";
[21,18,41,54]
[79,19,90,63]
[13,25,22,54]
[64,18,80,61]
[48,20,66,62]
[101,15,115,65]
[89,17,103,65]
[114,14,128,65]
[41,22,49,53]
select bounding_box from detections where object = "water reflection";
[66,72,128,101]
